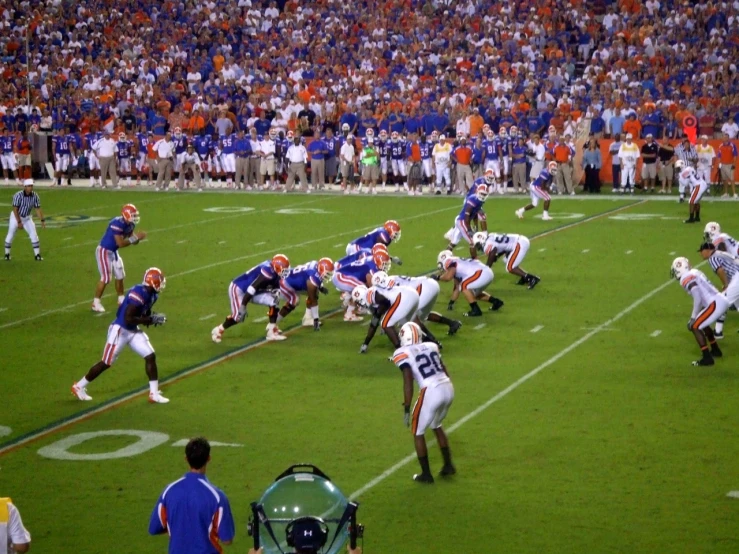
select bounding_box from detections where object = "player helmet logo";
[703,222,721,241]
[547,161,559,175]
[399,321,423,346]
[317,257,335,282]
[143,267,166,291]
[383,220,401,242]
[476,183,489,201]
[670,257,691,280]
[373,250,392,272]
[472,232,488,250]
[271,254,291,279]
[351,285,369,307]
[437,249,453,269]
[121,203,140,225]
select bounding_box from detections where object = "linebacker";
[4,179,45,261]
[72,268,169,403]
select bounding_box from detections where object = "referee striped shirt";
[709,251,739,280]
[674,142,697,165]
[12,191,40,218]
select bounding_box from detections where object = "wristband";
[403,405,410,414]
[128,234,139,245]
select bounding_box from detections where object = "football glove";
[313,318,321,331]
[235,305,248,323]
[151,313,167,327]
[403,405,410,428]
[319,285,329,295]
[392,256,403,266]
[359,344,368,354]
[447,300,455,311]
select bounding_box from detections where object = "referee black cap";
[698,242,715,252]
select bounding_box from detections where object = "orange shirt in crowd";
[718,142,737,164]
[468,114,484,137]
[623,119,642,138]
[553,143,572,163]
[454,145,473,165]
[408,142,421,162]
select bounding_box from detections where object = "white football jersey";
[392,342,450,389]
[387,274,426,290]
[367,284,415,305]
[680,268,719,316]
[482,233,523,256]
[713,233,739,258]
[442,256,487,281]
[678,166,703,189]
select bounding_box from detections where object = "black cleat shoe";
[695,216,701,223]
[711,346,723,357]
[435,190,441,195]
[464,308,483,317]
[714,330,724,340]
[684,218,695,224]
[692,356,714,366]
[34,254,43,261]
[413,473,434,484]
[527,275,541,290]
[3,254,9,261]
[448,320,462,336]
[679,197,685,203]
[515,276,527,285]
[439,465,456,477]
[489,298,504,311]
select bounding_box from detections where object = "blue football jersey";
[99,216,135,252]
[467,177,487,198]
[193,135,210,157]
[483,139,499,160]
[220,134,236,155]
[390,140,405,160]
[336,259,378,283]
[283,261,322,292]
[349,227,392,250]
[0,136,14,152]
[54,135,71,154]
[419,141,431,159]
[172,135,188,154]
[532,169,553,188]
[113,284,158,331]
[459,196,485,220]
[136,133,150,153]
[336,248,371,269]
[117,140,132,158]
[232,261,280,292]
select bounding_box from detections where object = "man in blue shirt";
[149,437,235,554]
[307,129,328,189]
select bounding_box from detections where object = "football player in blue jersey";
[377,130,390,189]
[515,161,557,221]
[332,248,390,321]
[117,132,134,187]
[390,131,407,192]
[172,127,188,183]
[135,128,153,185]
[444,182,489,258]
[85,128,104,187]
[211,254,291,343]
[73,267,169,404]
[345,220,401,256]
[277,258,335,330]
[92,204,146,313]
[52,128,74,186]
[0,128,19,185]
[335,243,386,270]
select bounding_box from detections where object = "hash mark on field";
[625,250,633,254]
[218,241,227,245]
[176,240,188,244]
[530,325,544,333]
[415,245,424,249]
[254,241,266,246]
[254,316,268,323]
[581,326,618,332]
[727,491,739,499]
[199,314,216,321]
[333,243,343,248]
[62,237,73,241]
[669,251,676,256]
[473,323,486,330]
[581,249,590,254]
[538,248,546,252]
[650,330,662,337]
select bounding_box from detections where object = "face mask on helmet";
[670,257,690,280]
[476,184,489,201]
[399,321,423,346]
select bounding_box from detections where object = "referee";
[674,138,697,202]
[149,437,235,554]
[5,179,45,261]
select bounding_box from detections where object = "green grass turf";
[1,190,738,553]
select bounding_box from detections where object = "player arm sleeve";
[8,504,31,546]
[148,496,167,535]
[364,308,384,346]
[689,288,702,320]
[217,493,236,544]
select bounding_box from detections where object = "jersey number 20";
[416,351,443,378]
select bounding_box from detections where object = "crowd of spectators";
[0,0,738,147]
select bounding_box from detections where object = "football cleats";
[670,257,691,280]
[548,161,559,175]
[704,222,721,241]
[122,203,140,225]
[317,257,335,282]
[437,249,453,269]
[399,321,423,346]
[271,254,291,279]
[351,285,369,307]
[484,168,495,185]
[373,249,392,272]
[476,183,489,201]
[472,232,488,249]
[143,267,166,291]
[384,220,401,242]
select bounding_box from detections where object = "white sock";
[90,177,94,185]
[118,295,125,305]
[127,177,131,185]
[149,380,158,394]
[77,377,89,388]
[715,321,724,334]
[33,247,40,256]
[543,210,549,217]
[93,297,102,306]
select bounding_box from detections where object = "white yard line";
[473,323,486,330]
[253,316,268,323]
[349,275,676,500]
[530,325,544,333]
[334,243,344,248]
[62,237,73,241]
[727,491,739,499]
[650,330,662,337]
[254,241,266,246]
[199,314,216,321]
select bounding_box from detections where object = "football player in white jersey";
[671,257,724,365]
[392,321,455,483]
[353,283,419,352]
[372,271,463,341]
[473,232,541,289]
[676,160,708,224]
[436,250,503,317]
[704,222,739,258]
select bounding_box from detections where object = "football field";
[1,189,738,553]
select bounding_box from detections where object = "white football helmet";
[351,285,369,307]
[483,168,495,185]
[499,127,508,138]
[371,270,392,288]
[670,257,691,280]
[472,231,488,249]
[399,321,423,346]
[510,125,518,136]
[342,123,350,131]
[437,249,453,269]
[704,222,721,241]
[674,160,685,170]
[379,129,388,140]
[548,161,559,175]
[476,183,489,201]
[391,131,399,142]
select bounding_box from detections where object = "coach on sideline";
[4,179,44,261]
[93,130,119,189]
[149,437,235,553]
